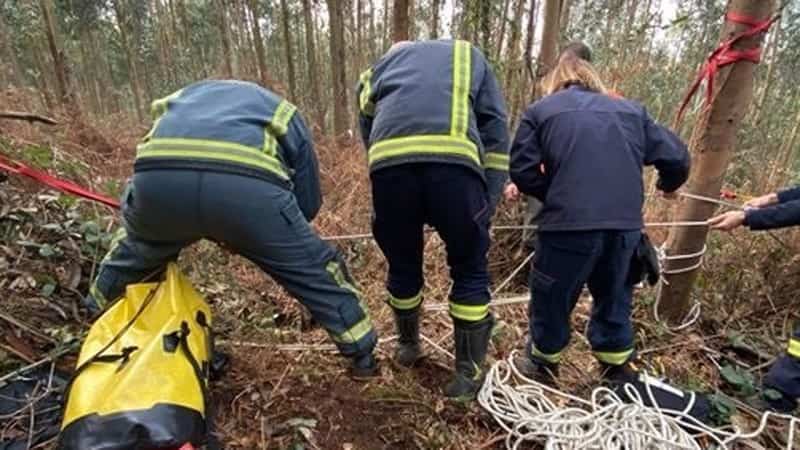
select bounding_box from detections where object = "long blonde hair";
[542,57,608,96]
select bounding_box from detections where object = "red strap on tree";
[675,11,779,124]
[0,153,121,209]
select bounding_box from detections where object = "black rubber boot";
[444,314,494,401]
[513,355,559,385]
[350,353,379,379]
[600,362,639,385]
[393,307,423,367]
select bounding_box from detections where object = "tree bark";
[0,14,22,88]
[328,0,350,136]
[39,0,70,105]
[392,0,411,42]
[657,0,775,323]
[503,0,526,93]
[559,0,571,35]
[280,0,298,100]
[479,0,491,52]
[430,0,441,39]
[218,0,234,78]
[248,0,270,88]
[112,0,144,122]
[536,0,561,85]
[753,18,780,125]
[302,0,324,129]
[494,0,511,61]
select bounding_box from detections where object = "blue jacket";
[134,80,322,221]
[356,40,510,211]
[510,85,690,231]
[745,186,800,230]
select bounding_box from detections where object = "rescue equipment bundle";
[58,264,214,450]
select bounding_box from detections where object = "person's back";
[86,80,379,378]
[356,40,509,400]
[522,86,684,230]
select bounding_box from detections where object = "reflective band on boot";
[594,348,635,366]
[449,302,489,322]
[531,344,562,365]
[788,339,800,359]
[389,292,422,310]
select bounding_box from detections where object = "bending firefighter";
[509,57,691,384]
[85,80,378,377]
[356,40,510,399]
[710,186,800,412]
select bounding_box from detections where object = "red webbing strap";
[0,153,121,209]
[675,11,779,125]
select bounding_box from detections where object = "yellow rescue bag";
[58,264,213,450]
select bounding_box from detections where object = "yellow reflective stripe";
[449,302,489,321]
[359,68,375,116]
[788,339,800,358]
[450,40,471,137]
[389,292,422,310]
[368,135,480,166]
[144,89,183,140]
[594,348,634,365]
[326,261,375,345]
[137,138,289,180]
[89,282,109,308]
[484,152,509,171]
[270,99,297,136]
[531,344,561,364]
[263,133,278,157]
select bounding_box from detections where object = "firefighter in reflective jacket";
[356,40,510,399]
[710,186,800,412]
[85,80,379,377]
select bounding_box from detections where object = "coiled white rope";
[479,352,800,450]
[653,244,707,331]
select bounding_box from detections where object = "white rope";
[651,244,707,331]
[479,352,800,450]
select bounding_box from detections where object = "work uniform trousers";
[86,170,377,358]
[764,325,800,400]
[528,230,641,366]
[370,164,492,322]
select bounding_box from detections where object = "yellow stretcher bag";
[58,264,214,450]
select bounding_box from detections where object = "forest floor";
[1,87,799,449]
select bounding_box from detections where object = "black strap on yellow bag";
[57,264,216,450]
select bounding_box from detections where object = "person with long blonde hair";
[508,57,691,384]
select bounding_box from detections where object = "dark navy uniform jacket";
[510,85,690,231]
[745,186,800,230]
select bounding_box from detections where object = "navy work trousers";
[764,325,800,400]
[87,170,377,357]
[528,230,641,366]
[370,164,491,322]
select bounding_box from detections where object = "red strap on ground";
[0,153,120,209]
[675,11,779,124]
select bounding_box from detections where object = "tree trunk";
[382,0,390,50]
[248,0,270,88]
[767,105,800,190]
[494,0,511,61]
[112,0,144,122]
[559,0,571,35]
[0,14,22,88]
[503,0,526,93]
[281,0,298,100]
[753,18,780,125]
[392,0,411,42]
[39,0,70,105]
[479,0,491,52]
[218,0,234,78]
[430,0,441,39]
[369,0,377,57]
[657,0,775,323]
[302,0,324,129]
[512,0,537,124]
[328,0,350,136]
[536,0,561,84]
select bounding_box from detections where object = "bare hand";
[744,193,779,209]
[504,183,521,202]
[707,211,746,231]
